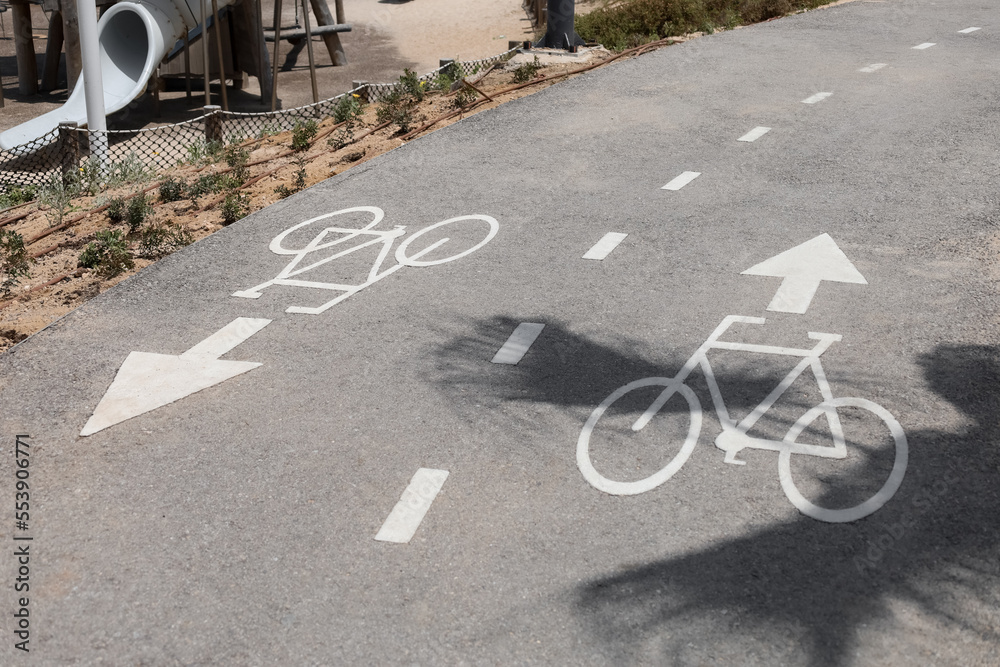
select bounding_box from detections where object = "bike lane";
[2,0,999,664]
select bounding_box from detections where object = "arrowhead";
[743,233,867,283]
[80,351,261,436]
[742,234,867,313]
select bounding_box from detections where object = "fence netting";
[0,47,518,191]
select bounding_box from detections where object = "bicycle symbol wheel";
[395,215,499,267]
[577,378,703,495]
[779,397,908,523]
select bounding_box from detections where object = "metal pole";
[183,31,191,100]
[535,0,583,50]
[76,0,107,170]
[211,0,228,111]
[270,0,283,111]
[201,0,210,104]
[300,0,319,104]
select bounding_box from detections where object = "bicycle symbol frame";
[233,206,499,314]
[577,315,908,523]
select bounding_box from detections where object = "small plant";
[0,229,33,297]
[453,85,479,109]
[220,191,250,225]
[399,68,426,103]
[291,120,318,151]
[38,173,77,228]
[223,144,251,187]
[0,185,37,209]
[375,88,417,134]
[105,153,153,188]
[433,59,464,91]
[184,139,224,165]
[158,177,184,203]
[78,230,134,278]
[512,56,542,83]
[187,174,225,200]
[125,192,151,233]
[106,196,127,223]
[333,93,365,124]
[137,223,192,258]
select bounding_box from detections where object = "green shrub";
[375,88,417,134]
[224,145,251,186]
[78,230,134,278]
[187,174,225,200]
[0,229,33,297]
[454,85,479,109]
[333,93,365,124]
[137,223,192,258]
[399,68,426,103]
[159,177,184,203]
[220,192,250,225]
[125,193,151,233]
[512,56,542,83]
[0,185,37,209]
[291,120,319,151]
[106,196,127,223]
[575,0,829,51]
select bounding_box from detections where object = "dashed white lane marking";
[492,323,545,364]
[958,27,981,33]
[583,232,628,260]
[913,42,936,49]
[802,92,833,104]
[662,171,701,190]
[737,126,771,142]
[859,63,887,73]
[375,468,449,544]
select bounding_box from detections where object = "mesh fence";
[0,47,519,192]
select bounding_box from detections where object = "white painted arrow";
[81,318,271,436]
[742,234,867,314]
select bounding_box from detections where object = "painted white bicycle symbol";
[233,206,499,314]
[577,315,908,523]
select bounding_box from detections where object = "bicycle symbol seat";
[577,315,908,523]
[233,206,499,314]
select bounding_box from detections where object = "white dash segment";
[737,126,771,142]
[375,468,449,544]
[802,92,833,104]
[958,27,981,34]
[583,232,628,260]
[912,42,936,50]
[662,171,701,190]
[859,63,887,73]
[492,323,545,364]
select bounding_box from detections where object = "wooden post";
[41,11,64,91]
[334,0,344,24]
[61,0,82,90]
[58,122,81,186]
[203,105,223,144]
[308,0,346,66]
[269,0,282,111]
[300,0,318,103]
[211,0,228,111]
[11,0,38,95]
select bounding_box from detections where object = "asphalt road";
[2,0,999,664]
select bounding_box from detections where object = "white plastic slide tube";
[0,0,230,152]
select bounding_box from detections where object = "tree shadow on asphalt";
[432,318,1000,663]
[572,343,1000,665]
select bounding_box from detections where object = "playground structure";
[0,0,349,151]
